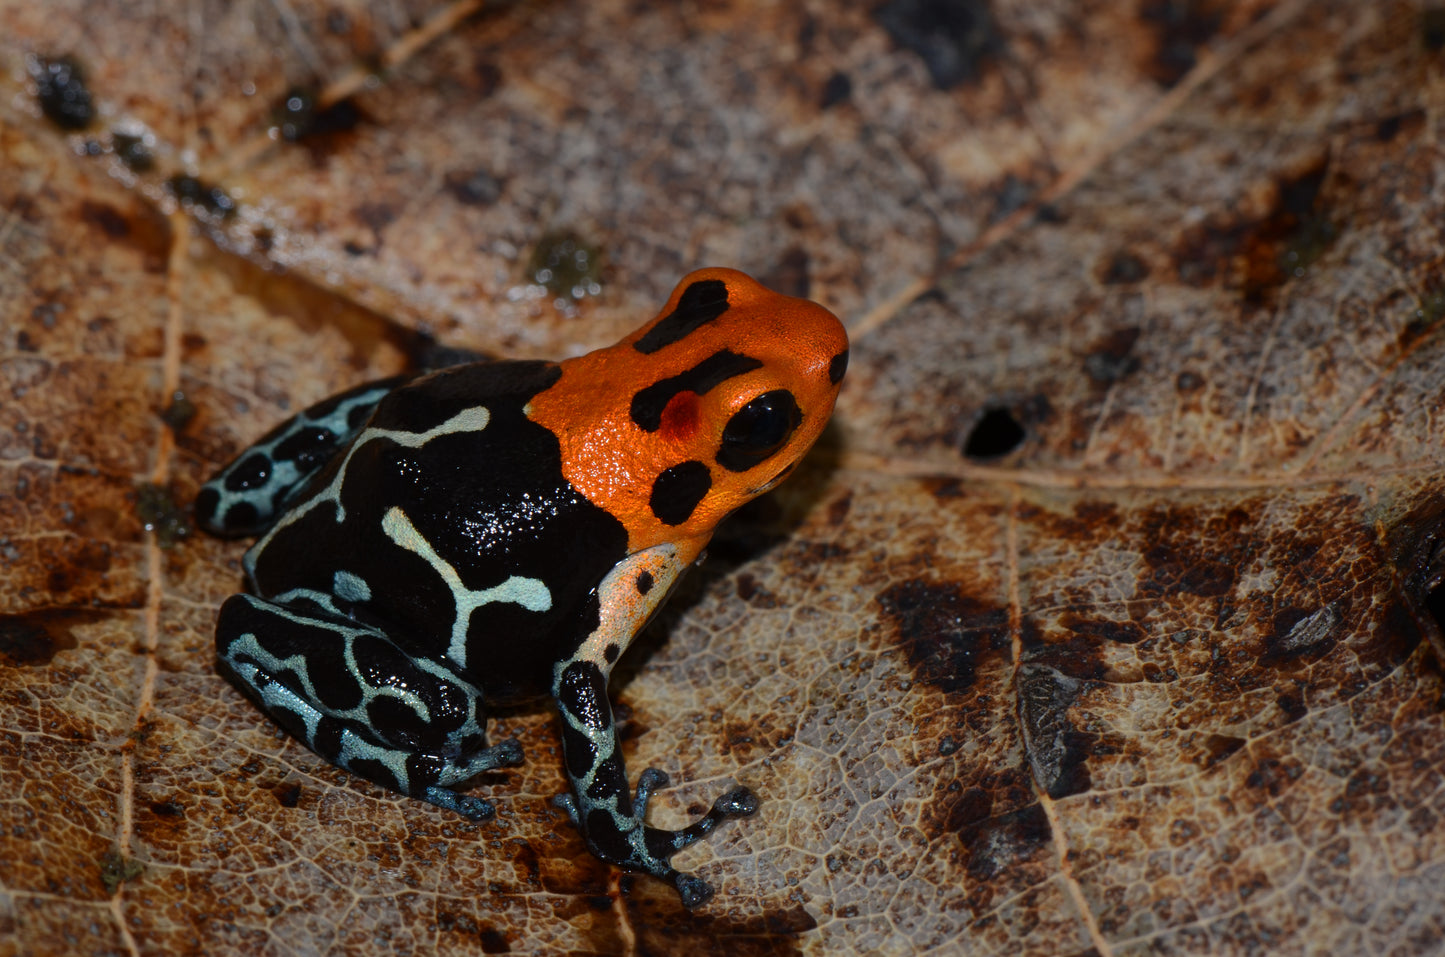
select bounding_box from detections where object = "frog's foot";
[558,768,759,909]
[434,737,524,786]
[216,593,515,822]
[413,738,525,820]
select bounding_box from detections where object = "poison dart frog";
[195,268,848,907]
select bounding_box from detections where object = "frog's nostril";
[828,350,849,385]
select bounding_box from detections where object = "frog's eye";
[717,390,802,472]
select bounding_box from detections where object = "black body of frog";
[195,270,848,907]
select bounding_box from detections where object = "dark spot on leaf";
[1061,615,1148,646]
[957,802,1052,881]
[112,131,155,171]
[79,201,130,239]
[876,580,1009,694]
[0,608,106,666]
[1423,6,1445,51]
[1197,733,1246,770]
[480,926,511,953]
[1100,250,1150,285]
[1399,285,1445,350]
[165,175,237,219]
[1262,604,1342,662]
[759,246,812,299]
[135,482,191,548]
[1083,327,1142,384]
[820,71,853,108]
[474,62,504,98]
[962,407,1025,459]
[274,86,363,143]
[1169,156,1338,306]
[445,168,505,206]
[1034,203,1066,224]
[355,202,396,237]
[98,851,144,894]
[1244,756,1300,798]
[1135,506,1249,599]
[872,0,1002,90]
[1275,690,1307,723]
[988,174,1035,223]
[526,231,603,305]
[149,800,185,818]
[1139,0,1224,87]
[160,392,196,431]
[1018,665,1093,798]
[734,572,777,608]
[31,55,94,130]
[272,783,303,808]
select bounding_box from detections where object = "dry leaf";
[4,1,1445,954]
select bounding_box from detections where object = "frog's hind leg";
[196,375,412,537]
[215,592,523,820]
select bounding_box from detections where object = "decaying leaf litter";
[4,1,1445,954]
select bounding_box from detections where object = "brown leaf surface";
[4,1,1445,954]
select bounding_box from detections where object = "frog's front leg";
[549,544,759,908]
[216,592,523,819]
[552,659,758,907]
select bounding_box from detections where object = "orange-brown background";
[2,1,1443,954]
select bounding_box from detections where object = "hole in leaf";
[1427,582,1445,635]
[963,407,1025,459]
[1424,536,1445,635]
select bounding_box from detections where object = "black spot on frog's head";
[636,571,654,595]
[650,461,712,525]
[828,350,849,385]
[630,350,763,432]
[604,643,620,664]
[634,280,730,354]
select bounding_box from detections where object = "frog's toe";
[674,873,715,910]
[489,738,525,768]
[714,786,760,818]
[433,738,525,787]
[424,786,496,821]
[551,792,580,826]
[641,784,759,857]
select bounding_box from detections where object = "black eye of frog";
[716,389,802,472]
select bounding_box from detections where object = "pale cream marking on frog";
[380,506,552,669]
[246,405,492,576]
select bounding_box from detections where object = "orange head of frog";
[527,267,849,554]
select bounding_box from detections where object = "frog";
[195,268,849,907]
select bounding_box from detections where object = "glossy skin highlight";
[196,268,848,907]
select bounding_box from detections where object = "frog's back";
[246,360,630,702]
